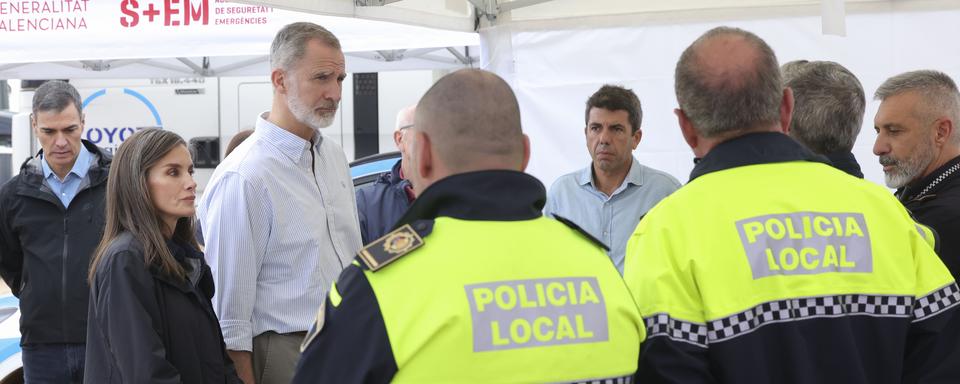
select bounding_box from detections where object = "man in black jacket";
[873,69,960,382]
[874,70,960,277]
[355,104,416,244]
[0,81,111,384]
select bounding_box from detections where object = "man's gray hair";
[675,26,783,138]
[270,22,341,71]
[875,70,960,144]
[32,80,82,117]
[782,60,865,154]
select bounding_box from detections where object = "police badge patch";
[358,224,424,271]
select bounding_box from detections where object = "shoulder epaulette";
[357,220,433,271]
[551,214,611,252]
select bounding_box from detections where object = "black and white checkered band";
[644,313,709,348]
[646,293,928,347]
[570,373,634,384]
[707,294,914,343]
[913,283,960,322]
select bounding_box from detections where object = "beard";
[287,86,337,131]
[879,138,936,188]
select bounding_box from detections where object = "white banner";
[0,0,478,64]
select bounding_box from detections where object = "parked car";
[349,151,401,190]
[0,295,21,384]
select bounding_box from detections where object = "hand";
[228,350,256,384]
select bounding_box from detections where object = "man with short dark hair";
[624,27,958,383]
[545,85,679,273]
[0,80,112,383]
[199,22,361,384]
[782,60,866,177]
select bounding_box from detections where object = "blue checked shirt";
[545,158,680,273]
[41,144,93,208]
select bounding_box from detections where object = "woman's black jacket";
[84,231,241,384]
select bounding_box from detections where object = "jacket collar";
[395,170,545,226]
[154,239,211,296]
[898,154,960,203]
[824,151,864,179]
[689,132,829,182]
[379,159,410,188]
[19,140,112,193]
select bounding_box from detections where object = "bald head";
[675,27,784,138]
[395,104,416,132]
[414,69,525,172]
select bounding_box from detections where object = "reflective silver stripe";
[643,313,708,348]
[912,283,960,322]
[707,294,913,343]
[465,277,609,352]
[568,373,634,384]
[735,212,873,279]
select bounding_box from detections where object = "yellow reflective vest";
[624,133,959,384]
[294,171,644,384]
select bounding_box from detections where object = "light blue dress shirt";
[41,144,93,208]
[545,158,680,273]
[198,113,362,352]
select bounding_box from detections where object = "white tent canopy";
[0,1,480,79]
[243,0,960,189]
[236,0,959,32]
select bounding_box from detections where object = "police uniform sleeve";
[902,223,960,383]
[292,262,397,384]
[623,213,716,384]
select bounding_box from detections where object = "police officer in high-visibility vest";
[624,26,960,384]
[292,69,645,383]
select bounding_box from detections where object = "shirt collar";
[41,143,93,181]
[689,132,829,182]
[623,157,645,187]
[255,112,322,165]
[577,157,644,188]
[823,151,864,179]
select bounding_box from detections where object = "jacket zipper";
[62,215,68,338]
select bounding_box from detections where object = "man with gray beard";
[873,69,960,382]
[874,70,960,277]
[199,22,362,384]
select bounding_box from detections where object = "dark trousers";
[22,343,85,384]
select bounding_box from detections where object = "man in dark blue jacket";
[0,80,111,384]
[356,105,417,244]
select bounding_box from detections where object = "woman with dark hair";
[84,129,240,384]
